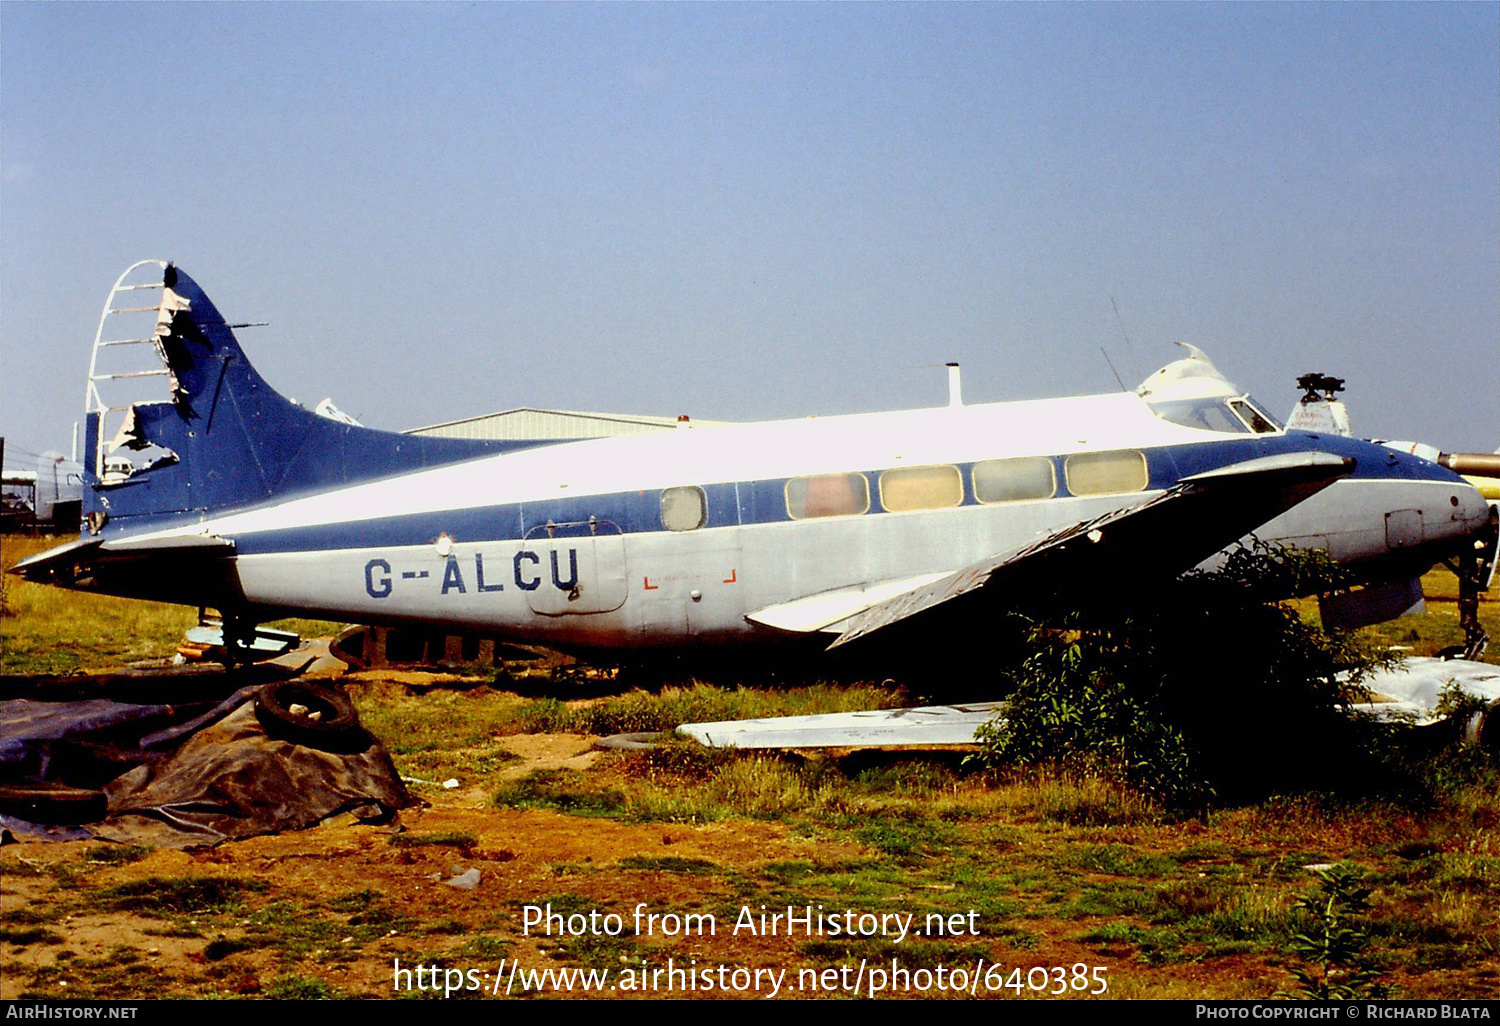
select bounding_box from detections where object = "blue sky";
[2,2,1496,472]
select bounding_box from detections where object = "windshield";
[1149,395,1282,434]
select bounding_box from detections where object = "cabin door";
[522,520,628,616]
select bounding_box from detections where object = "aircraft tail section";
[81,262,528,537]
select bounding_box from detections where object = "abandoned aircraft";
[12,262,1497,667]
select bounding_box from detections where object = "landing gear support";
[1453,508,1497,662]
[1458,553,1488,662]
[220,610,259,669]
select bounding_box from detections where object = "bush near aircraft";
[969,544,1488,808]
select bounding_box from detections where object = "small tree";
[1279,866,1390,1000]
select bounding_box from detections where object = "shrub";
[969,543,1389,808]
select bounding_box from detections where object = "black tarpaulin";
[0,677,414,848]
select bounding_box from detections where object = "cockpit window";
[1149,396,1280,434]
[1227,398,1281,434]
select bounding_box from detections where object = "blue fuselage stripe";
[227,433,1463,557]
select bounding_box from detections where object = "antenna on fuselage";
[1109,294,1140,381]
[946,362,963,407]
[1099,347,1127,392]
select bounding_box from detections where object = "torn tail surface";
[82,265,531,536]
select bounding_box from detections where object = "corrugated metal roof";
[406,408,724,441]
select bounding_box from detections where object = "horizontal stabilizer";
[9,537,105,580]
[89,533,236,555]
[10,532,237,608]
[829,451,1353,649]
[677,702,1005,748]
[13,533,233,578]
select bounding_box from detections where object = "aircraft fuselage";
[112,390,1489,652]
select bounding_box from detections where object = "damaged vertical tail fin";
[80,262,528,537]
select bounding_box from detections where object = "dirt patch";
[493,733,600,777]
[1,725,871,1000]
[1,790,872,999]
[342,668,478,691]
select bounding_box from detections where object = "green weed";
[90,876,268,916]
[501,681,903,736]
[1278,866,1391,999]
[616,856,722,875]
[389,832,480,852]
[0,926,64,946]
[264,974,338,999]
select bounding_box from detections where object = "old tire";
[595,731,671,751]
[254,680,360,747]
[0,782,109,824]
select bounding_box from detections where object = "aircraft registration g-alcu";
[12,262,1499,681]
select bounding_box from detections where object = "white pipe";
[946,362,962,408]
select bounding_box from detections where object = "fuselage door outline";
[520,519,628,616]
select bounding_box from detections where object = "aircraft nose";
[1433,478,1497,563]
[1455,480,1492,536]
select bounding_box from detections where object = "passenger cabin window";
[786,472,870,520]
[660,486,707,531]
[973,457,1056,504]
[879,465,963,512]
[1065,450,1149,496]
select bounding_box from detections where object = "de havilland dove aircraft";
[12,262,1498,683]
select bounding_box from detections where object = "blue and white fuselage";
[16,265,1492,658]
[168,391,1487,651]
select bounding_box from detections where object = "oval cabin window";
[785,473,871,520]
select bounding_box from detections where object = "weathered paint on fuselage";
[116,388,1490,653]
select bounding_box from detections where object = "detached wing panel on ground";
[677,702,1006,749]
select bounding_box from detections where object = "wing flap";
[828,451,1353,649]
[745,572,951,634]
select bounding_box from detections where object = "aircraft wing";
[826,451,1353,650]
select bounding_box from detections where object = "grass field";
[2,531,1497,1000]
[0,535,342,673]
